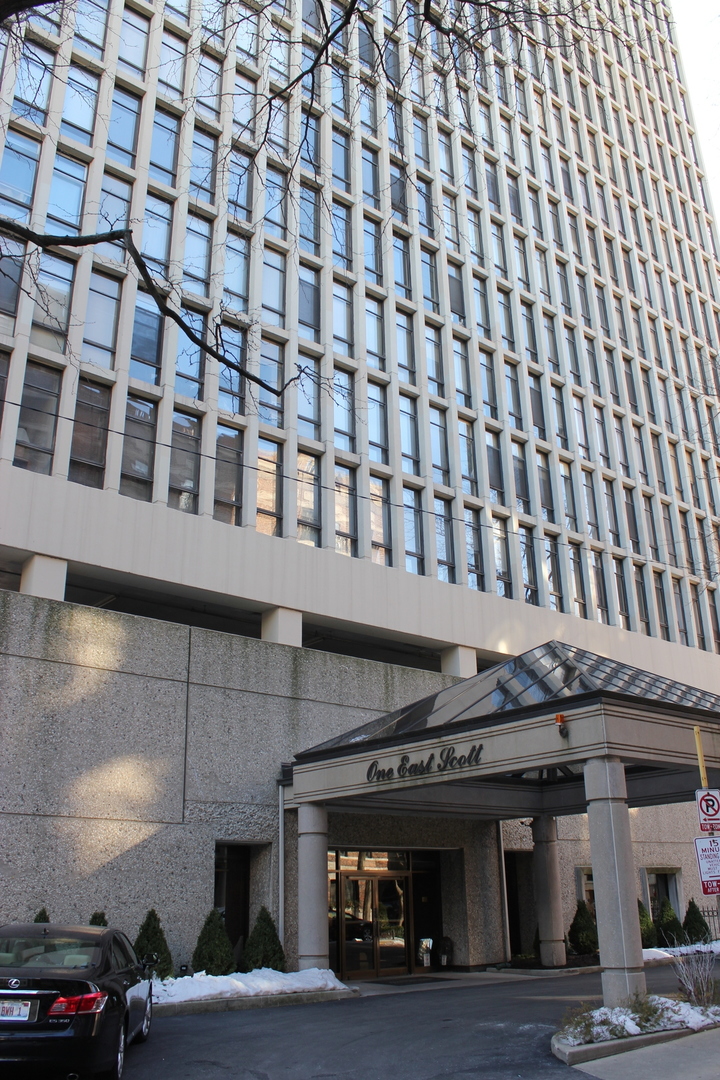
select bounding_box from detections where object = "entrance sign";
[696,789,720,832]
[694,836,720,895]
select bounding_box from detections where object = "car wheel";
[134,994,152,1043]
[101,1019,126,1080]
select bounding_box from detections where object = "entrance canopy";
[291,641,720,818]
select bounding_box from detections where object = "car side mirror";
[141,953,159,969]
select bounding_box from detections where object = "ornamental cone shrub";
[242,906,285,972]
[655,896,684,948]
[134,909,173,980]
[33,907,49,923]
[683,898,711,944]
[638,899,657,949]
[89,911,108,926]
[567,900,598,955]
[192,909,235,976]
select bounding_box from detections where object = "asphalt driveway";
[123,966,680,1080]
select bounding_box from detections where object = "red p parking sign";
[696,789,720,832]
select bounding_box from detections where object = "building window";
[370,476,392,565]
[486,430,504,504]
[297,452,321,546]
[634,565,650,635]
[493,517,512,598]
[430,406,450,485]
[569,543,587,618]
[519,526,538,605]
[365,298,385,369]
[257,438,282,536]
[46,154,86,235]
[142,196,173,275]
[613,557,631,629]
[434,498,455,583]
[654,571,671,641]
[421,249,439,313]
[504,361,522,428]
[335,464,357,557]
[545,536,563,611]
[228,150,253,221]
[107,88,140,167]
[224,233,250,314]
[512,441,530,514]
[399,394,420,474]
[97,173,131,260]
[61,65,99,144]
[0,131,40,222]
[154,104,181,176]
[297,357,320,439]
[592,551,609,624]
[81,272,120,368]
[189,128,216,204]
[403,487,424,575]
[331,367,354,452]
[158,31,186,98]
[258,339,284,428]
[68,379,110,488]
[74,0,110,57]
[262,249,286,327]
[367,382,388,465]
[396,311,415,383]
[13,42,54,124]
[394,235,412,299]
[465,508,484,590]
[264,167,287,238]
[459,419,477,496]
[218,325,245,415]
[214,424,243,525]
[13,361,61,475]
[332,129,351,191]
[673,577,689,645]
[176,310,205,399]
[183,214,212,296]
[30,254,75,353]
[119,396,157,501]
[130,292,163,384]
[454,339,471,409]
[118,8,150,77]
[425,325,444,397]
[168,412,201,514]
[333,282,354,356]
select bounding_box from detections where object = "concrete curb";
[153,988,358,1017]
[551,1023,720,1065]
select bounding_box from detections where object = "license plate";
[0,1000,31,1021]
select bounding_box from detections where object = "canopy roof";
[296,640,720,763]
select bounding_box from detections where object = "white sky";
[671,0,720,218]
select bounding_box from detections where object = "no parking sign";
[696,789,720,832]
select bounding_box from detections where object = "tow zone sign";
[694,835,720,896]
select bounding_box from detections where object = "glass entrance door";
[341,876,409,978]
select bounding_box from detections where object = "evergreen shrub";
[134,909,173,979]
[683,898,711,944]
[242,906,285,972]
[33,908,49,923]
[655,897,684,948]
[192,909,235,976]
[567,900,598,955]
[89,911,108,926]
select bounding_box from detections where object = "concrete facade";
[0,588,710,975]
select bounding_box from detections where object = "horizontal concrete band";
[153,988,358,1017]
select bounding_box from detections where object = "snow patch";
[153,967,347,1004]
[561,996,720,1046]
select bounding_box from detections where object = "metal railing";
[700,908,720,940]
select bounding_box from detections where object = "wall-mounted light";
[555,713,569,738]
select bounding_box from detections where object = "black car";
[0,924,153,1079]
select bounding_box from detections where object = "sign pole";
[695,726,709,789]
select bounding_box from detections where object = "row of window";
[3,353,718,649]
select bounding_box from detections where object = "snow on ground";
[562,996,720,1045]
[152,967,347,1004]
[643,940,720,961]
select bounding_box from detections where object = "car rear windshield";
[0,938,101,969]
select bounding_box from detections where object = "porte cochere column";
[532,816,566,967]
[297,802,329,970]
[584,756,646,1006]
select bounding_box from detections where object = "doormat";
[372,976,454,985]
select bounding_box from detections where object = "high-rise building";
[1,0,719,980]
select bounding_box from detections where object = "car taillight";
[48,992,108,1015]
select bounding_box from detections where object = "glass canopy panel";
[298,640,720,759]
